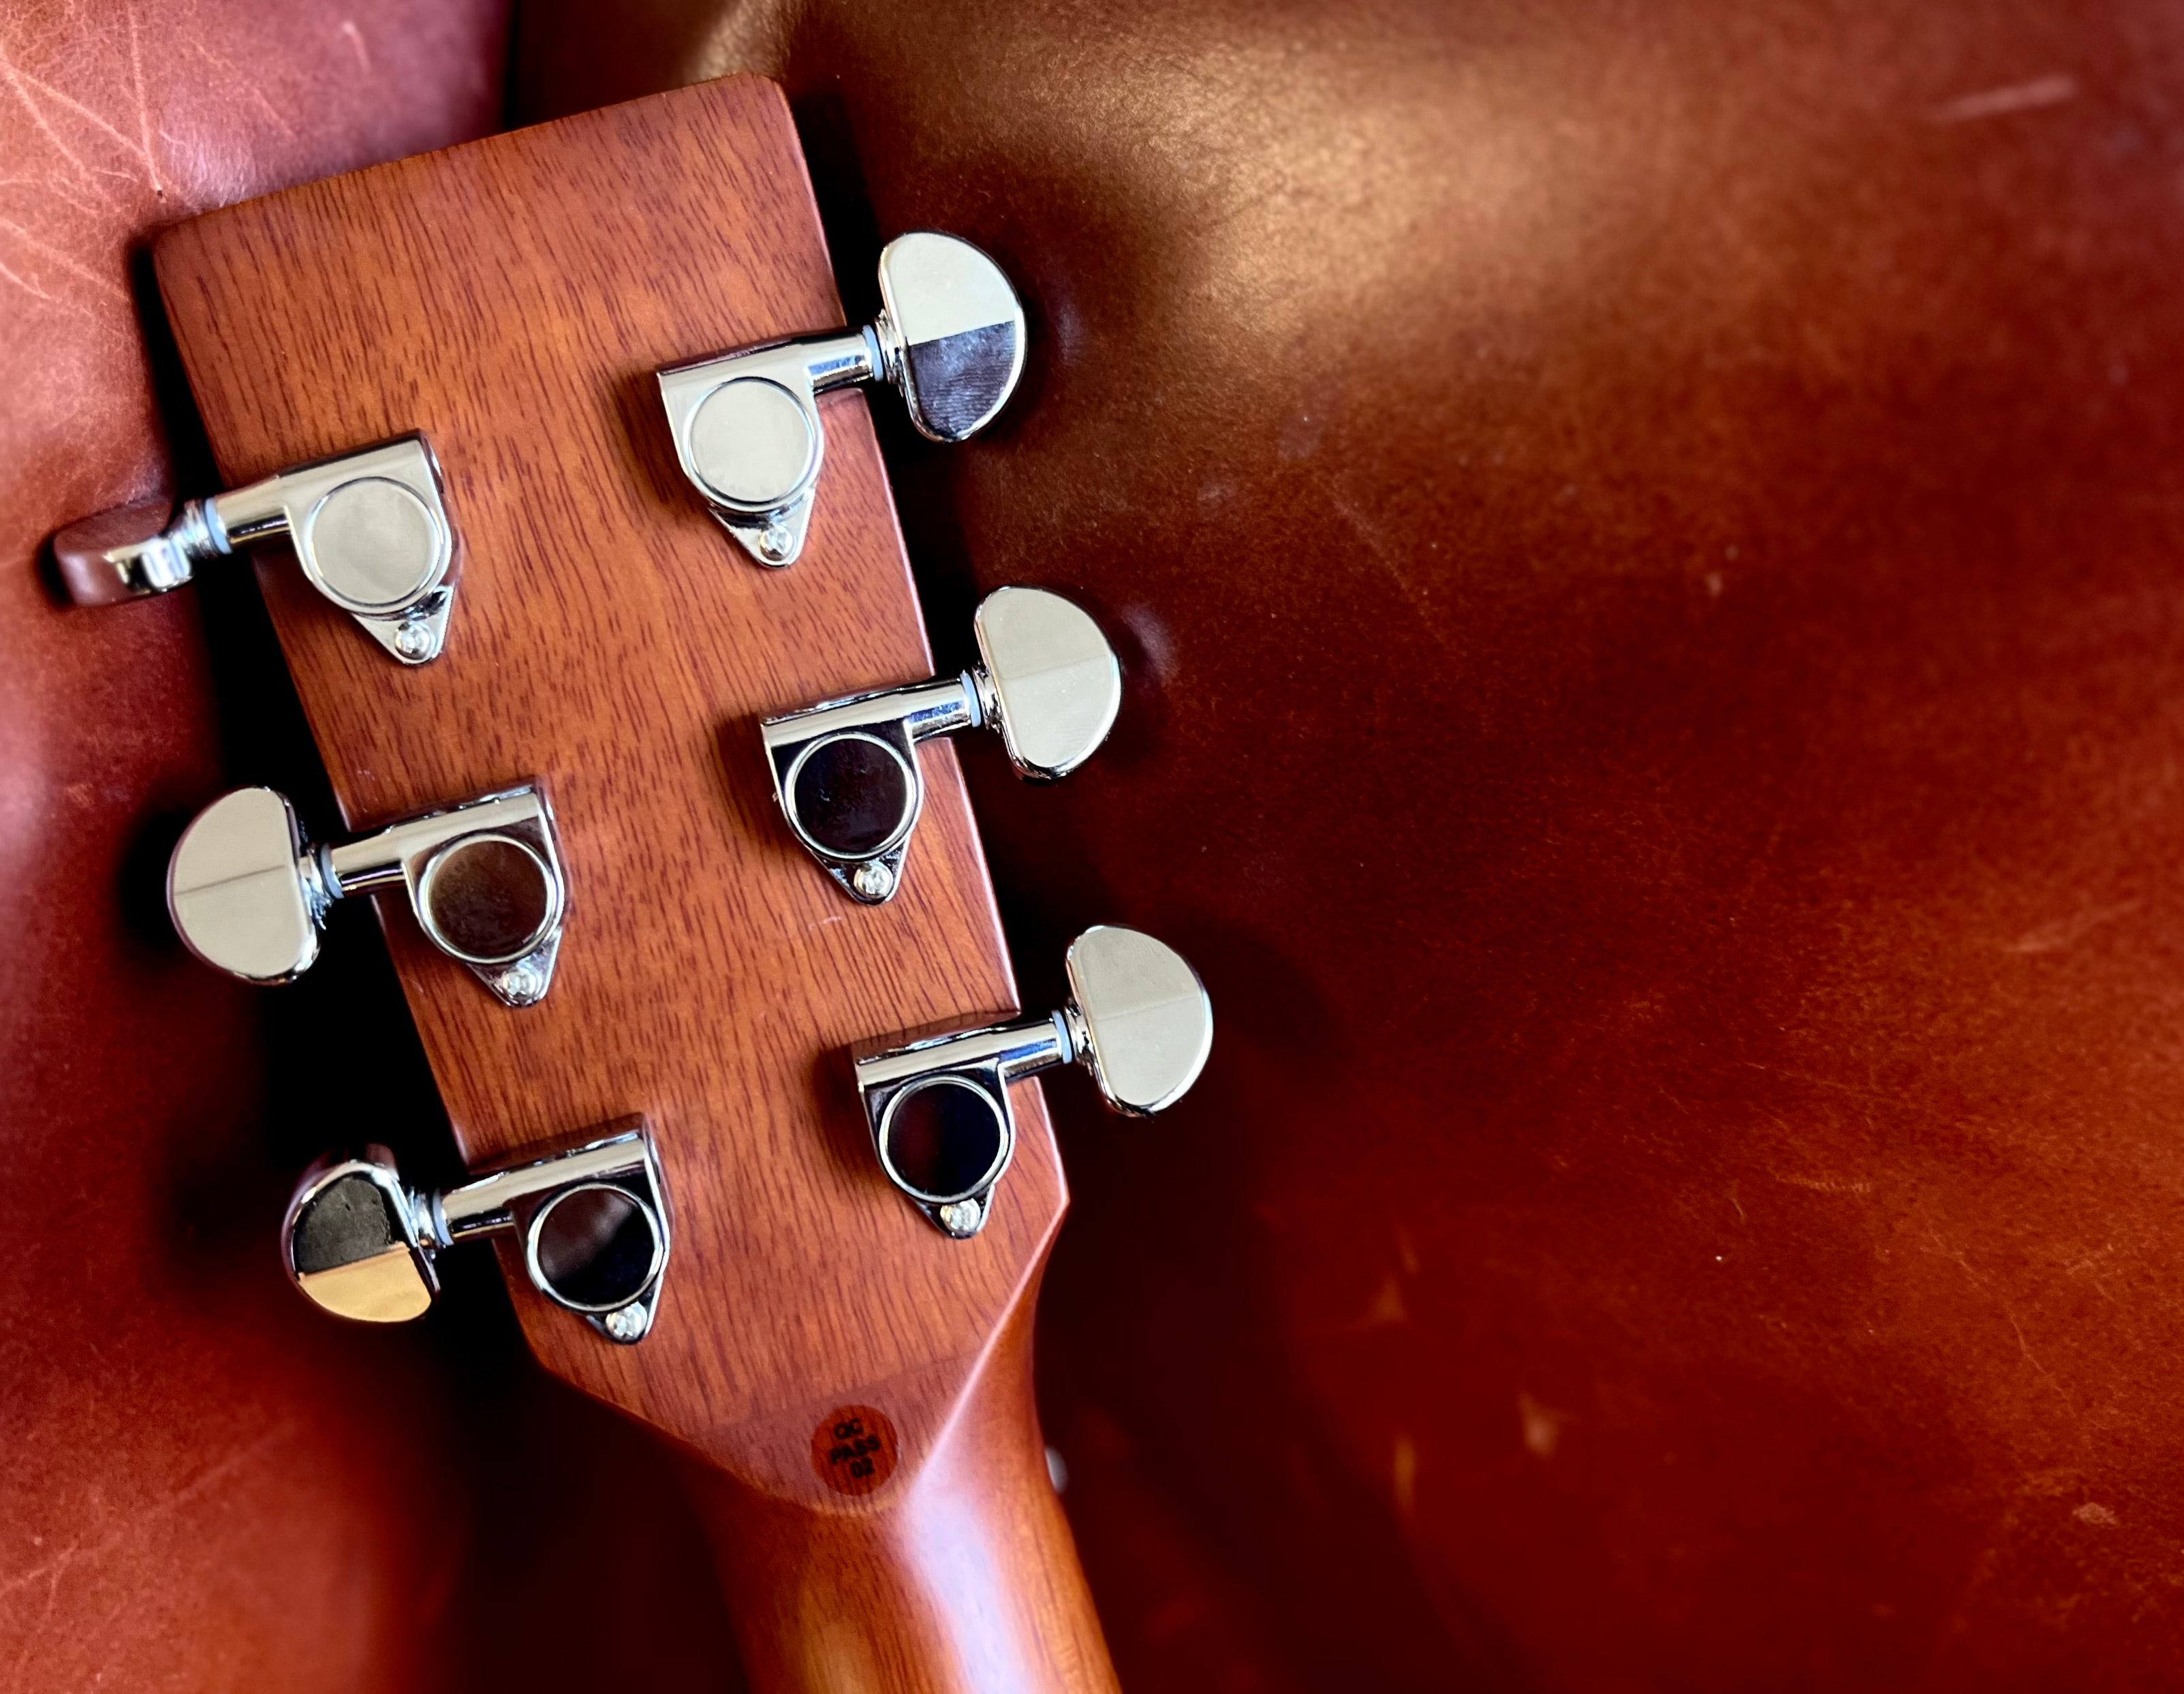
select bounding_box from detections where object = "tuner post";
[852,927,1213,1237]
[763,586,1121,904]
[48,433,461,664]
[657,231,1026,568]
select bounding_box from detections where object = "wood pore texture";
[153,76,1110,1690]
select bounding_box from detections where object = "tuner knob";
[657,231,1025,568]
[284,1147,440,1323]
[168,783,567,1006]
[285,1126,670,1344]
[49,433,459,664]
[852,926,1213,1238]
[762,586,1121,904]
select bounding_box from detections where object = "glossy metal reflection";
[283,1126,670,1344]
[853,927,1213,1236]
[657,232,1025,568]
[50,434,458,662]
[763,586,1121,903]
[168,784,567,1006]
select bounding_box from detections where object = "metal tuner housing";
[166,783,567,1007]
[283,1126,670,1344]
[49,434,458,664]
[762,586,1121,904]
[853,926,1214,1238]
[658,232,1025,568]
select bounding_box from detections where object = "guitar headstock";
[132,77,1166,1504]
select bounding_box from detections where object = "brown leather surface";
[0,5,733,1691]
[18,0,2184,1684]
[516,4,2184,1688]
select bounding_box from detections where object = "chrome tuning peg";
[166,783,566,1007]
[658,232,1025,568]
[283,1125,670,1344]
[764,586,1119,904]
[50,434,458,664]
[853,926,1213,1238]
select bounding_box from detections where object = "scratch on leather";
[0,1419,302,1610]
[0,0,198,317]
[1,1419,305,1684]
[125,0,166,200]
[0,53,132,213]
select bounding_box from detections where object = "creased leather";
[514,4,2184,1688]
[0,5,678,1693]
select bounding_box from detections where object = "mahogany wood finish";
[153,77,1110,1691]
[692,1295,1112,1691]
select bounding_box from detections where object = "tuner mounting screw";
[937,1197,985,1237]
[602,1302,650,1342]
[391,617,434,662]
[758,522,793,563]
[851,860,896,902]
[493,958,548,1006]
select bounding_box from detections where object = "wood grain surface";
[153,76,1112,1691]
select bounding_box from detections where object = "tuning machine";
[50,434,458,664]
[764,587,1119,903]
[854,927,1213,1237]
[658,232,1025,568]
[166,783,567,1007]
[283,1125,670,1344]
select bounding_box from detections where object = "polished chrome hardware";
[764,587,1119,903]
[853,926,1213,1237]
[50,435,458,664]
[167,784,566,1006]
[283,1125,669,1344]
[658,232,1025,568]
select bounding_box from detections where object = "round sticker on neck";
[811,1405,899,1495]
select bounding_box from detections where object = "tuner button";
[50,496,198,604]
[972,587,1123,780]
[167,787,322,983]
[1065,925,1215,1117]
[877,232,1027,443]
[283,1148,439,1323]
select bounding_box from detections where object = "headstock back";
[151,78,1066,1501]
